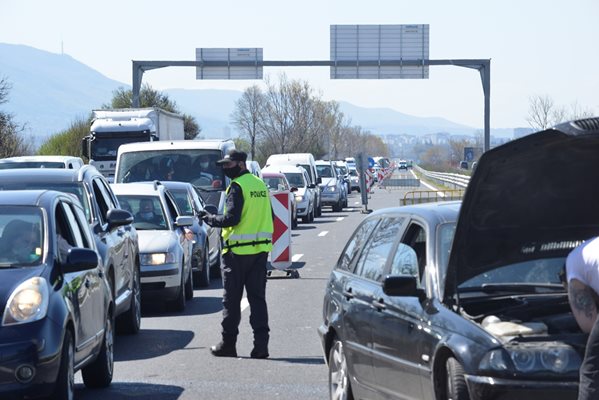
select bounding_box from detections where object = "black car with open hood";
[318,117,599,400]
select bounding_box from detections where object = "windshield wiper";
[459,283,565,294]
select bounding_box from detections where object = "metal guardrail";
[413,165,470,189]
[401,189,465,206]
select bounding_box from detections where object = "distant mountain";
[0,43,514,147]
[0,43,124,144]
[337,101,477,136]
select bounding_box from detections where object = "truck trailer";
[82,107,185,180]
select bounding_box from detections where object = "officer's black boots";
[210,342,237,357]
[250,347,269,359]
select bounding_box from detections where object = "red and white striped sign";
[269,191,292,270]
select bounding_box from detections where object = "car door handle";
[342,288,354,300]
[371,299,386,310]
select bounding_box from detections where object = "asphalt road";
[75,170,422,400]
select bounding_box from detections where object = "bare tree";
[527,95,556,130]
[527,95,595,131]
[231,85,265,160]
[0,77,32,157]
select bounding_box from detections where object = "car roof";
[117,139,234,153]
[160,181,194,191]
[0,165,99,183]
[261,171,286,178]
[262,165,307,174]
[370,201,461,222]
[0,155,83,163]
[110,182,166,196]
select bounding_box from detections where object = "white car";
[0,155,84,170]
[263,165,315,223]
[110,182,194,311]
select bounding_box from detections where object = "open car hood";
[445,118,599,299]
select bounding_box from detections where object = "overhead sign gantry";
[131,24,490,152]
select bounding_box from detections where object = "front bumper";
[0,319,63,398]
[141,262,182,299]
[465,374,578,400]
[320,191,341,205]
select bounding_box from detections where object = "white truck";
[82,108,185,181]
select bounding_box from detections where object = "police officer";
[201,150,274,359]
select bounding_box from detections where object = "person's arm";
[568,278,598,333]
[204,183,243,228]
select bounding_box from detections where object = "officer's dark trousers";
[579,317,599,399]
[220,251,269,349]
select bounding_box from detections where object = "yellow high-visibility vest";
[222,173,273,255]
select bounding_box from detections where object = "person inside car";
[135,198,164,225]
[0,220,41,263]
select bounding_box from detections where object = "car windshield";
[0,207,44,267]
[284,173,305,187]
[265,177,287,192]
[458,257,566,293]
[317,165,333,178]
[0,181,91,222]
[116,195,168,230]
[117,149,226,191]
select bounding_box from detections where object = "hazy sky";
[1,0,598,129]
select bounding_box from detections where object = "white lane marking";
[318,231,329,237]
[292,254,303,262]
[241,297,249,312]
[336,217,344,222]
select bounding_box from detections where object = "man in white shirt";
[566,237,599,400]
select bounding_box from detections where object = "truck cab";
[82,108,184,181]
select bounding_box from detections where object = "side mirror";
[175,216,194,227]
[308,183,316,189]
[290,187,298,193]
[107,208,134,230]
[204,204,218,215]
[317,177,322,184]
[383,275,425,300]
[62,248,99,273]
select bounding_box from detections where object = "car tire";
[194,243,210,288]
[333,200,342,212]
[53,329,74,400]
[446,357,469,400]
[81,312,114,388]
[328,339,354,400]
[169,266,186,312]
[118,262,141,334]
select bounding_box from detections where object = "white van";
[0,155,84,170]
[114,139,236,275]
[265,153,322,217]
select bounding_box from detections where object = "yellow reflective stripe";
[228,232,272,241]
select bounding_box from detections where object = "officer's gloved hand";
[198,209,211,224]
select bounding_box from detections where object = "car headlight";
[2,277,49,326]
[325,186,337,193]
[295,195,304,202]
[141,252,176,265]
[479,344,581,375]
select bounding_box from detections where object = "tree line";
[231,75,388,166]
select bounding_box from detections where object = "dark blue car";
[0,190,117,399]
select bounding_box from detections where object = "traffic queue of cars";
[318,118,599,400]
[0,158,205,398]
